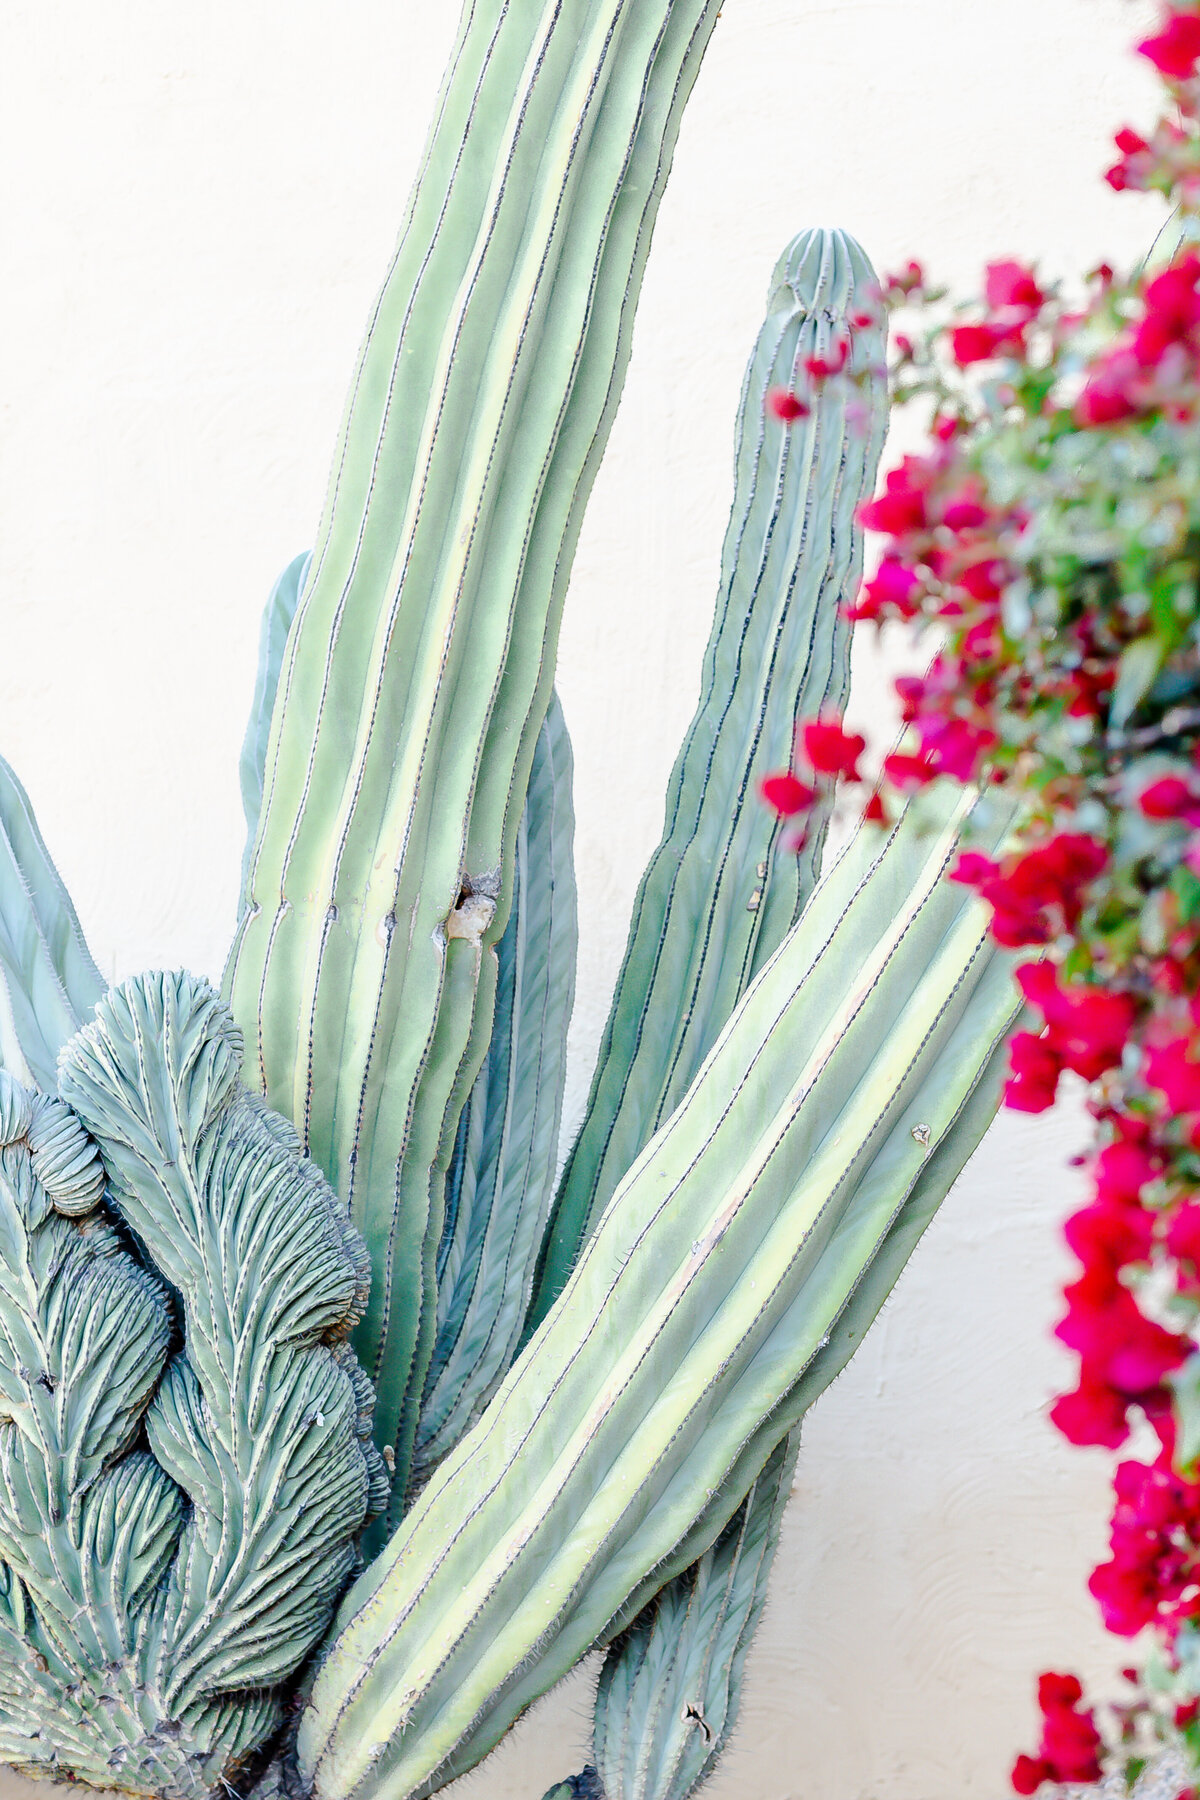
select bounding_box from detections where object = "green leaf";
[1110,634,1166,728]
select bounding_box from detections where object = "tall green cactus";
[530,225,889,1800]
[0,7,1028,1799]
[533,224,888,1320]
[224,0,726,1506]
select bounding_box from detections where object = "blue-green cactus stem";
[533,227,888,1325]
[592,1433,798,1800]
[415,695,576,1484]
[0,757,104,1089]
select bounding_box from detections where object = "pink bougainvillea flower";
[882,749,937,790]
[1005,1031,1063,1113]
[985,260,1046,313]
[767,387,809,423]
[1012,1673,1104,1791]
[1075,347,1146,425]
[847,554,923,623]
[950,322,1007,365]
[1010,1753,1054,1795]
[1049,1373,1132,1449]
[1145,1036,1200,1113]
[857,457,931,535]
[804,338,848,379]
[1138,9,1200,81]
[759,771,816,817]
[799,718,866,781]
[1139,774,1200,819]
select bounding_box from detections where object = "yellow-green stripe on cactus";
[224,0,726,1507]
[533,227,888,1324]
[296,789,1017,1800]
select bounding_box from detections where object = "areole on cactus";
[0,4,1023,1799]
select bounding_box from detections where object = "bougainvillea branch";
[763,4,1200,1792]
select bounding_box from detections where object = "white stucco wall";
[0,3,1173,1795]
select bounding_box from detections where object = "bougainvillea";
[764,4,1200,1791]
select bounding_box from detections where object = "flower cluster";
[761,5,1200,1792]
[1012,1675,1104,1793]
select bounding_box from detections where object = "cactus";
[0,6,1027,1798]
[0,757,104,1091]
[0,974,384,1794]
[533,224,888,1320]
[224,0,727,1508]
[591,1433,800,1800]
[296,787,1017,1800]
[527,226,888,1798]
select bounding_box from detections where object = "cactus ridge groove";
[415,695,577,1479]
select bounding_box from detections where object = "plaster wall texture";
[0,2,1173,1796]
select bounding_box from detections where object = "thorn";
[911,1122,931,1151]
[746,889,761,913]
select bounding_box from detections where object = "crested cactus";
[0,977,384,1795]
[0,6,1027,1799]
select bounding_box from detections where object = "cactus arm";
[593,1009,1014,1698]
[592,1432,799,1800]
[224,0,725,1499]
[295,792,1017,1800]
[238,552,312,889]
[0,757,105,1089]
[57,974,387,1763]
[414,695,576,1481]
[531,228,888,1326]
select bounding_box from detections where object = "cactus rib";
[239,552,312,893]
[295,790,1016,1800]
